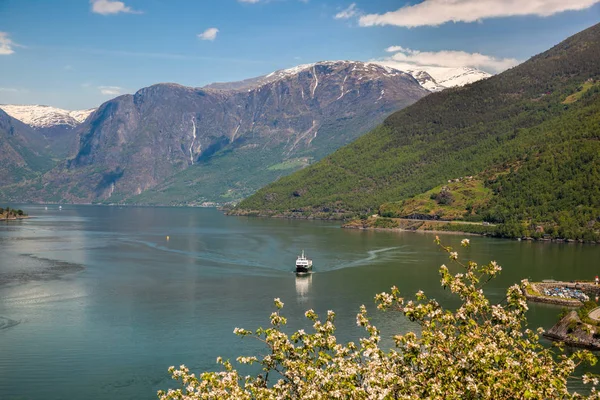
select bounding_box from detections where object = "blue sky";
[0,0,598,109]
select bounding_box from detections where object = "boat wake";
[0,316,20,330]
[124,239,283,276]
[327,246,407,272]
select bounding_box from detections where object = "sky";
[0,0,599,110]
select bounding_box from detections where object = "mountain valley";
[1,61,438,204]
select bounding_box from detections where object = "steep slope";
[234,23,600,239]
[6,61,428,204]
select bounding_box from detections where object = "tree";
[159,238,600,399]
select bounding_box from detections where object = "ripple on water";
[0,316,20,330]
[0,254,84,286]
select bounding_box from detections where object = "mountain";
[2,61,428,204]
[426,67,492,88]
[233,24,600,240]
[0,105,95,128]
[404,67,491,91]
[406,70,446,92]
[0,109,54,187]
[205,63,491,93]
[0,105,97,159]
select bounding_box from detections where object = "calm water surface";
[1,205,599,399]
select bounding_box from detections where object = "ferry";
[295,250,313,274]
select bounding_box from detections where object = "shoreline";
[342,225,482,237]
[342,218,599,244]
[3,203,597,244]
[342,224,598,243]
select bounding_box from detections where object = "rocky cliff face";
[4,61,429,204]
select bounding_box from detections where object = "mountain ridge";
[204,61,490,92]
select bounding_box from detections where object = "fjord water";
[1,206,599,399]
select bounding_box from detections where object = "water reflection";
[295,274,313,302]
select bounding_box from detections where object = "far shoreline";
[342,224,598,244]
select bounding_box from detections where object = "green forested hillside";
[234,23,600,240]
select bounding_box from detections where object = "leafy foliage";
[159,239,600,399]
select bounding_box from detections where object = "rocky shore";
[544,311,600,350]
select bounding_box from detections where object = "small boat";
[295,250,313,274]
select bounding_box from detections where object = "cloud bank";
[378,46,520,73]
[359,0,600,27]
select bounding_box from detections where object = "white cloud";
[98,86,123,95]
[359,0,600,27]
[335,3,359,19]
[238,0,261,2]
[0,32,16,55]
[198,28,219,41]
[90,0,141,15]
[377,46,520,73]
[0,87,19,92]
[385,46,404,53]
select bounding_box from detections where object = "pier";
[524,281,600,307]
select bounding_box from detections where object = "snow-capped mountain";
[406,70,446,92]
[204,61,412,91]
[406,67,491,91]
[425,67,492,88]
[0,105,96,128]
[207,61,491,93]
[370,61,491,92]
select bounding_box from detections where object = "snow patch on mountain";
[263,62,491,93]
[406,70,446,92]
[205,61,412,92]
[0,104,96,128]
[371,61,491,91]
[424,67,491,88]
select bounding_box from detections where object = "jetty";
[525,280,600,350]
[524,281,600,307]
